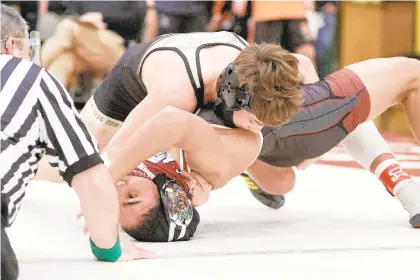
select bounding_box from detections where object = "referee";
[1,5,149,279]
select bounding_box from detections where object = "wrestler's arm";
[104,52,198,153]
[104,106,260,186]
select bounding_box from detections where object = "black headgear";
[124,170,200,242]
[214,63,252,128]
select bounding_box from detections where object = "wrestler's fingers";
[181,171,197,188]
[118,242,155,261]
[181,170,192,179]
[191,171,213,189]
[76,211,89,234]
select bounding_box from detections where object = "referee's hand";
[118,242,155,261]
[77,212,155,260]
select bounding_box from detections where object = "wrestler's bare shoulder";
[141,45,240,94]
[141,51,195,95]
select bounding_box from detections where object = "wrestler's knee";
[248,163,296,195]
[261,167,296,195]
[395,57,420,97]
[405,57,420,83]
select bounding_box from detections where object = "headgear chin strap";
[214,98,237,128]
[214,63,252,128]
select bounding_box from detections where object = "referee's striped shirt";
[1,55,103,226]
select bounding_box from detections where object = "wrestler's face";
[116,176,160,229]
[232,110,264,133]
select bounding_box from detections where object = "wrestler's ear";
[116,180,127,188]
[117,175,130,186]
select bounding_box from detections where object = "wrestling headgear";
[127,160,200,242]
[214,63,252,128]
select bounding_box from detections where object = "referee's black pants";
[1,194,19,280]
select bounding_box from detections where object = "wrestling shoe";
[394,179,420,228]
[241,173,286,209]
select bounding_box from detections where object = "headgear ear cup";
[125,155,200,242]
[215,63,252,127]
[185,208,200,239]
[123,203,200,242]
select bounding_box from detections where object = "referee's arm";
[37,69,121,254]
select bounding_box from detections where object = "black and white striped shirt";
[1,55,103,226]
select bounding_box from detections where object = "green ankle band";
[90,237,122,262]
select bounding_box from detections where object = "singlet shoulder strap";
[137,32,248,112]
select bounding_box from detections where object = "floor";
[6,137,420,280]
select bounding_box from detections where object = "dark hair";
[235,43,304,126]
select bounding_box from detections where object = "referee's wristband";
[90,237,122,262]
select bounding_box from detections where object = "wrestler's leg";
[242,160,294,209]
[342,121,414,195]
[342,120,420,227]
[345,57,420,142]
[246,160,296,195]
[342,58,420,227]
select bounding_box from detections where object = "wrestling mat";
[7,135,420,280]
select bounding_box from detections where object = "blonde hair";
[235,43,303,127]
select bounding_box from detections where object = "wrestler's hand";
[182,171,212,207]
[76,211,89,235]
